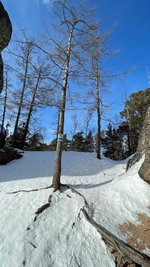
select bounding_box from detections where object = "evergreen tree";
[50,138,57,151]
[12,122,26,149]
[117,122,131,157]
[50,135,70,151]
[62,134,70,151]
[103,123,125,160]
[120,88,150,153]
[27,132,43,150]
[84,131,94,152]
[72,132,85,152]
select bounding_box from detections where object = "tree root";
[34,194,53,221]
[81,208,150,267]
[9,182,149,267]
[6,185,53,194]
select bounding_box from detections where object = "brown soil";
[119,210,150,254]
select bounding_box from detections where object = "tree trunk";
[126,105,134,155]
[20,71,41,149]
[1,74,7,130]
[52,27,73,191]
[0,54,3,93]
[96,71,101,159]
[12,48,30,147]
[0,74,7,148]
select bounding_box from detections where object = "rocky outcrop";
[127,106,150,184]
[126,126,145,170]
[138,106,150,184]
[0,1,12,92]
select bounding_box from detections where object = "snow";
[0,151,150,266]
[24,190,115,267]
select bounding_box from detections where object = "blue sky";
[2,0,150,141]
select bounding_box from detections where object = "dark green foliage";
[84,131,94,152]
[117,122,132,157]
[12,123,27,149]
[121,88,150,128]
[0,125,6,148]
[103,123,126,160]
[120,88,150,154]
[62,134,70,151]
[72,132,85,152]
[27,132,43,150]
[49,135,70,151]
[49,138,57,151]
[12,123,44,150]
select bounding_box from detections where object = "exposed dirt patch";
[119,212,150,254]
[0,148,23,165]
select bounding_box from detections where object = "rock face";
[126,126,145,170]
[127,106,150,184]
[138,106,150,184]
[0,1,12,92]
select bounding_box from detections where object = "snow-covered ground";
[0,151,150,267]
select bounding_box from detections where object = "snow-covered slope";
[0,151,150,266]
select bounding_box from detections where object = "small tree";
[83,109,94,137]
[70,113,79,141]
[47,0,99,190]
[120,88,150,154]
[0,72,8,147]
[103,123,125,160]
[27,132,44,150]
[11,39,34,147]
[72,131,85,152]
[84,131,94,152]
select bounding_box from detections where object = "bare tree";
[0,72,8,147]
[70,113,79,141]
[11,40,34,147]
[19,59,53,148]
[83,108,94,137]
[92,51,102,159]
[1,72,8,130]
[43,0,99,190]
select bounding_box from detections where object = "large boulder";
[127,106,150,184]
[126,126,145,170]
[0,1,12,92]
[138,106,150,183]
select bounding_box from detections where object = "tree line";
[9,86,149,164]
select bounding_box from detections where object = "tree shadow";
[67,179,113,190]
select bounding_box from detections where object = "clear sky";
[2,0,150,141]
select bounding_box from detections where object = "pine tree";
[62,134,70,151]
[27,132,43,150]
[103,123,125,160]
[72,132,85,152]
[120,88,150,153]
[84,131,94,152]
